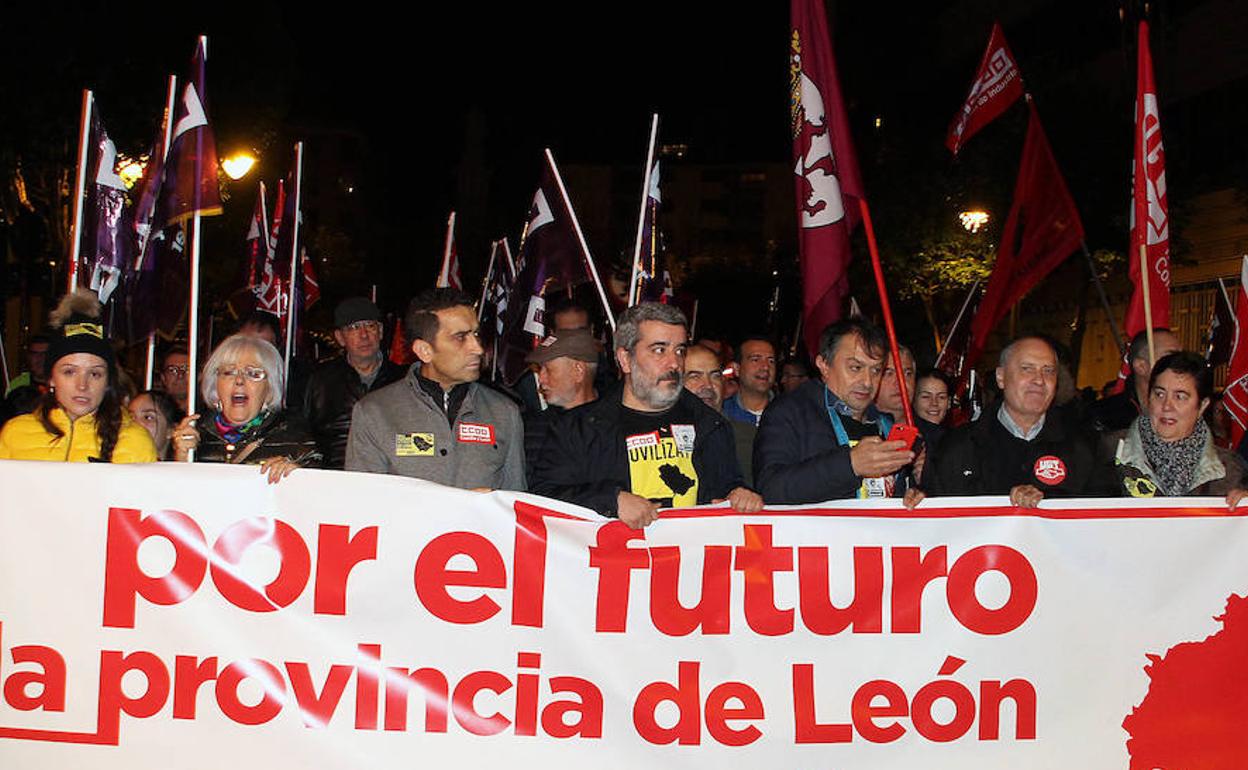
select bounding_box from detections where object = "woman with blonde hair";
[172,333,320,481]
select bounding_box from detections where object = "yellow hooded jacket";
[0,408,157,463]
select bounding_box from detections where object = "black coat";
[926,408,1114,498]
[753,379,901,504]
[531,385,746,515]
[196,410,322,467]
[303,356,404,469]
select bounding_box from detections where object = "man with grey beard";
[532,302,762,528]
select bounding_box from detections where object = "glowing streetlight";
[959,209,990,233]
[221,151,257,180]
[116,154,146,188]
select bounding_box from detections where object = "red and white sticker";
[1033,455,1068,485]
[457,422,496,444]
[626,431,660,451]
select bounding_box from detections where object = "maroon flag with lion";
[790,0,865,359]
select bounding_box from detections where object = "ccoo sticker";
[1033,455,1067,485]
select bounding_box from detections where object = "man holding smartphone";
[754,319,921,506]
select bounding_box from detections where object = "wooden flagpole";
[438,211,456,287]
[477,240,499,321]
[545,148,616,331]
[628,114,660,307]
[66,89,94,293]
[1140,243,1156,365]
[283,141,305,390]
[144,74,178,390]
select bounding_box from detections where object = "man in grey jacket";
[345,288,526,491]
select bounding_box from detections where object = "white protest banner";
[0,461,1245,768]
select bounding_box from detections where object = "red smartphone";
[887,422,920,452]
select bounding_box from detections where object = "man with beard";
[532,302,762,527]
[683,343,757,485]
[346,288,525,490]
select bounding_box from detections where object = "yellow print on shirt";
[627,434,699,508]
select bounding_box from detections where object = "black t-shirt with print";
[620,399,701,507]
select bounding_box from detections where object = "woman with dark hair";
[913,368,952,453]
[128,390,185,460]
[1111,351,1248,507]
[172,334,320,482]
[0,291,156,463]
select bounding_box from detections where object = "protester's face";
[875,349,917,418]
[415,306,483,388]
[915,376,950,425]
[552,307,589,331]
[129,394,171,455]
[28,342,48,382]
[1149,369,1209,442]
[737,340,776,397]
[537,357,583,408]
[51,353,109,420]
[215,348,270,425]
[779,361,809,393]
[1132,330,1183,380]
[333,320,383,362]
[816,333,884,419]
[240,322,279,347]
[996,339,1057,422]
[683,346,724,411]
[161,352,190,401]
[619,321,687,411]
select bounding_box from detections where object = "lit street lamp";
[959,209,990,233]
[221,151,257,180]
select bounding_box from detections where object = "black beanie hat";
[45,290,114,374]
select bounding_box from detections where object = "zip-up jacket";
[345,365,526,491]
[0,408,156,463]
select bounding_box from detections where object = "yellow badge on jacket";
[396,433,435,456]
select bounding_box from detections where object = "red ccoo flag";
[1123,20,1172,353]
[946,22,1024,155]
[1223,258,1248,449]
[967,102,1085,368]
[790,0,865,358]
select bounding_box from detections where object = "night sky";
[4,0,1240,344]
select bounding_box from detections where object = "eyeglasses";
[342,320,382,334]
[218,366,268,382]
[164,365,189,376]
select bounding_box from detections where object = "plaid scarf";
[1137,414,1209,495]
[214,411,269,445]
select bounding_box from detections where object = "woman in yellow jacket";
[0,291,155,463]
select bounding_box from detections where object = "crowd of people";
[2,287,1244,525]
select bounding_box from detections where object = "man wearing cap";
[522,327,600,483]
[304,297,405,469]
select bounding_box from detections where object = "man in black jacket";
[754,319,918,505]
[532,302,762,528]
[304,297,404,468]
[926,335,1113,506]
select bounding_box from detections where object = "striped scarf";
[214,411,269,445]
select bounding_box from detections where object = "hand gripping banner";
[0,462,1245,768]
